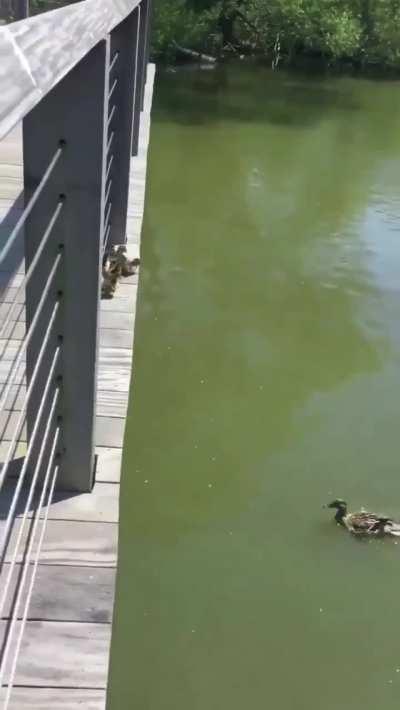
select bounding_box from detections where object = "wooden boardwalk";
[0,65,155,708]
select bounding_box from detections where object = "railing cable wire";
[107,131,114,155]
[0,301,60,493]
[107,104,117,128]
[0,200,64,340]
[0,390,59,631]
[109,50,120,73]
[103,223,111,255]
[104,201,112,231]
[0,345,61,571]
[106,153,114,181]
[0,428,60,702]
[0,146,63,268]
[0,253,62,415]
[105,179,112,208]
[109,77,118,101]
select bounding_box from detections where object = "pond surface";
[108,63,400,710]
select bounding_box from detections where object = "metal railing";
[0,0,152,703]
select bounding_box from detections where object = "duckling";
[101,245,140,299]
[325,499,400,537]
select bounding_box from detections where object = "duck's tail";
[383,521,400,537]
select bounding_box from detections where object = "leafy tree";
[153,0,400,68]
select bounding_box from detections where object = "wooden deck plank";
[95,447,122,483]
[96,390,129,418]
[1,389,131,419]
[1,564,115,622]
[99,328,133,348]
[0,322,25,339]
[0,410,27,441]
[97,366,131,394]
[0,688,106,709]
[0,362,25,385]
[3,519,118,567]
[100,310,135,331]
[48,483,119,524]
[0,271,24,288]
[0,412,125,446]
[100,286,137,312]
[0,620,110,688]
[0,480,119,524]
[95,417,125,448]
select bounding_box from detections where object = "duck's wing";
[345,511,380,533]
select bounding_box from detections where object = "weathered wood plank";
[0,321,25,339]
[2,519,118,567]
[0,410,27,441]
[0,620,110,688]
[0,440,26,467]
[95,416,125,448]
[48,483,119,524]
[95,447,122,483]
[1,286,25,304]
[97,366,131,394]
[0,271,24,289]
[1,564,115,622]
[99,327,133,348]
[0,362,25,384]
[96,390,129,418]
[100,311,134,330]
[0,688,106,709]
[0,383,26,412]
[100,286,137,312]
[0,338,26,360]
[0,480,119,523]
[99,346,133,364]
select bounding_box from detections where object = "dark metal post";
[140,0,150,110]
[23,40,109,492]
[132,0,148,156]
[14,0,29,20]
[144,0,152,81]
[106,7,139,249]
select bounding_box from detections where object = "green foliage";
[152,0,222,59]
[154,0,400,68]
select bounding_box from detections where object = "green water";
[108,63,400,710]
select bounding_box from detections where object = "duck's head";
[326,498,347,511]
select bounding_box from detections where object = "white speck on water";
[200,379,205,384]
[229,531,233,536]
[191,629,196,634]
[388,680,393,684]
[211,457,216,462]
[144,479,149,484]
[319,608,323,613]
[208,483,213,488]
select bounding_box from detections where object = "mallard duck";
[325,499,400,537]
